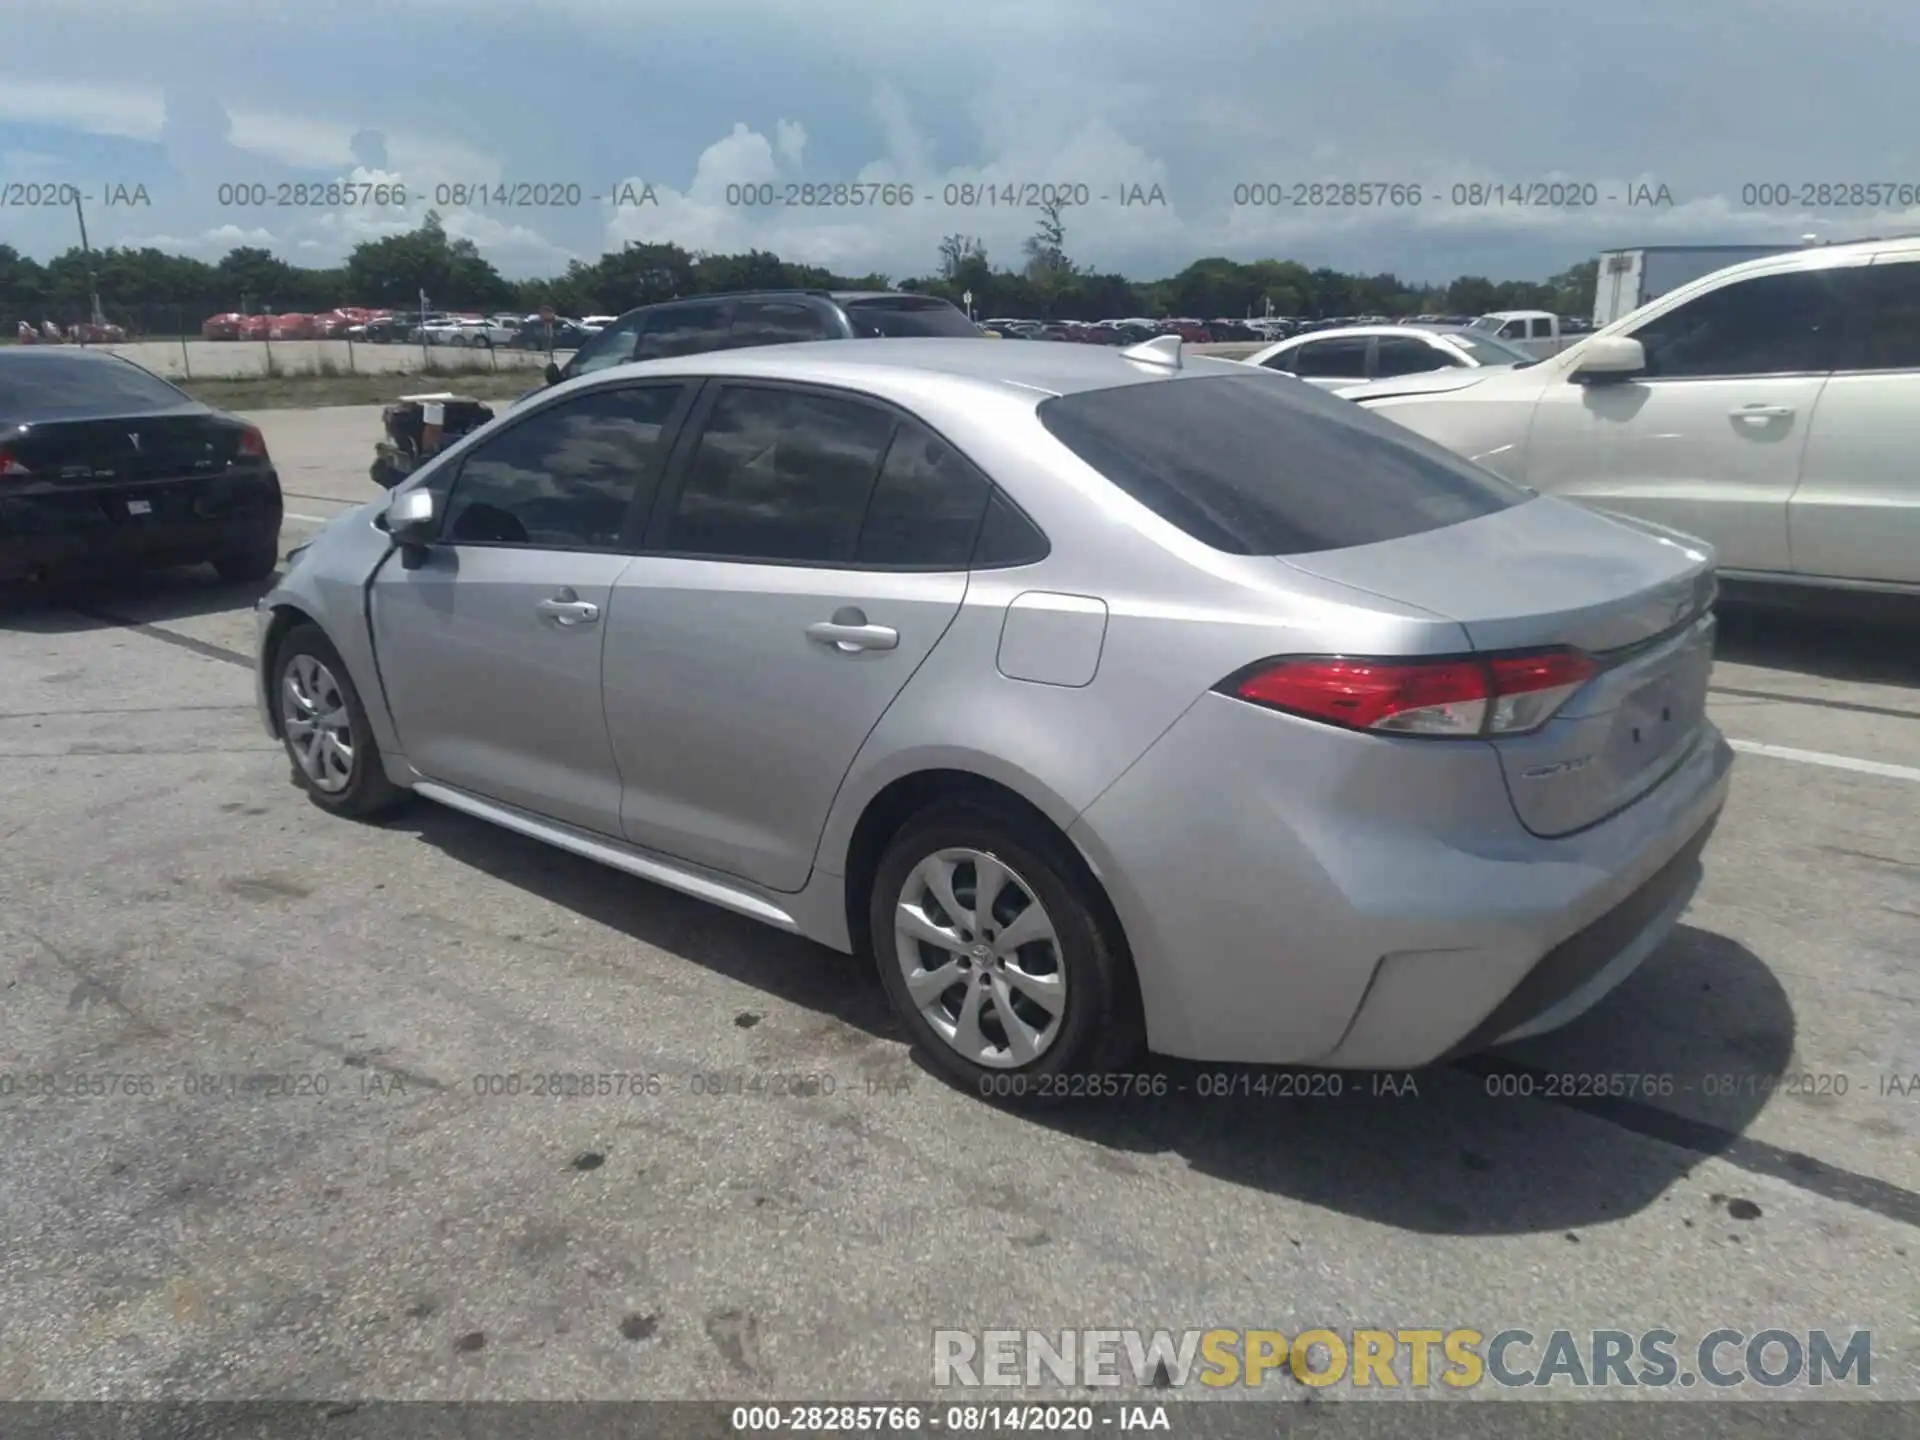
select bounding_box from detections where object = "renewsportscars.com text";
[932,1327,1873,1390]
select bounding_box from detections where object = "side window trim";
[637,377,1044,571]
[434,380,697,553]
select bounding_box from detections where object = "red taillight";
[0,448,30,478]
[1230,648,1596,738]
[238,426,268,460]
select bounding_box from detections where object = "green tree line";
[0,208,1599,332]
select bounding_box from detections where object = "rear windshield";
[1035,371,1528,556]
[843,298,981,338]
[0,353,195,420]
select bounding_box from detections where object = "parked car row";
[12,320,128,344]
[201,308,386,341]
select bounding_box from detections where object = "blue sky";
[3,0,1914,284]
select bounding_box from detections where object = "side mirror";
[544,360,562,386]
[1570,335,1646,383]
[387,487,439,547]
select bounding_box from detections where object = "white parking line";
[1729,738,1920,784]
[286,512,334,524]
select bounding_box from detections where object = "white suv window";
[1628,269,1847,378]
[1843,260,1920,371]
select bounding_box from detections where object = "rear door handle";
[1731,404,1794,421]
[807,607,898,653]
[537,589,600,626]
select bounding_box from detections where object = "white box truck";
[1590,244,1811,327]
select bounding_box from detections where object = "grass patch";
[176,368,546,411]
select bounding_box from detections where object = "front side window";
[1037,372,1527,556]
[440,384,685,549]
[1628,268,1847,378]
[657,385,897,562]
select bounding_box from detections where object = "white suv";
[1343,236,1920,592]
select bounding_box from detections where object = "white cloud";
[0,81,163,138]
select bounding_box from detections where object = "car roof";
[572,335,1255,399]
[0,345,134,367]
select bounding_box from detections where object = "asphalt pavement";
[0,404,1915,1406]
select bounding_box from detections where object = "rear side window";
[1373,336,1452,378]
[855,419,992,566]
[1841,260,1920,371]
[0,354,192,419]
[1036,372,1528,556]
[636,301,733,360]
[1290,338,1369,378]
[732,300,835,347]
[843,298,980,337]
[659,386,896,561]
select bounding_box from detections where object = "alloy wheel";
[281,653,355,794]
[893,847,1066,1068]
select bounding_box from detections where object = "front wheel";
[869,801,1144,1100]
[272,623,407,819]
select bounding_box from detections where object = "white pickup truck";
[1463,310,1593,360]
[419,316,516,347]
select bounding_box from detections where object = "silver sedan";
[255,336,1731,1094]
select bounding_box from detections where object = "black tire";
[213,542,279,584]
[270,622,407,819]
[868,800,1145,1102]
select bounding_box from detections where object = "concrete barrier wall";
[83,338,559,381]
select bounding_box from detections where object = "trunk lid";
[5,410,249,486]
[1280,495,1718,837]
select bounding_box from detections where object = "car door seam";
[802,567,975,887]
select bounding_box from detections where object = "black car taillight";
[1224,648,1597,738]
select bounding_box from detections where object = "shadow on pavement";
[1715,589,1920,689]
[0,564,277,636]
[385,791,1805,1236]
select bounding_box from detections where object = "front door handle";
[537,589,600,626]
[1731,404,1794,422]
[807,606,898,653]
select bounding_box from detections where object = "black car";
[0,349,282,584]
[508,318,595,350]
[536,289,980,389]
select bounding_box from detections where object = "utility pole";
[73,189,103,330]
